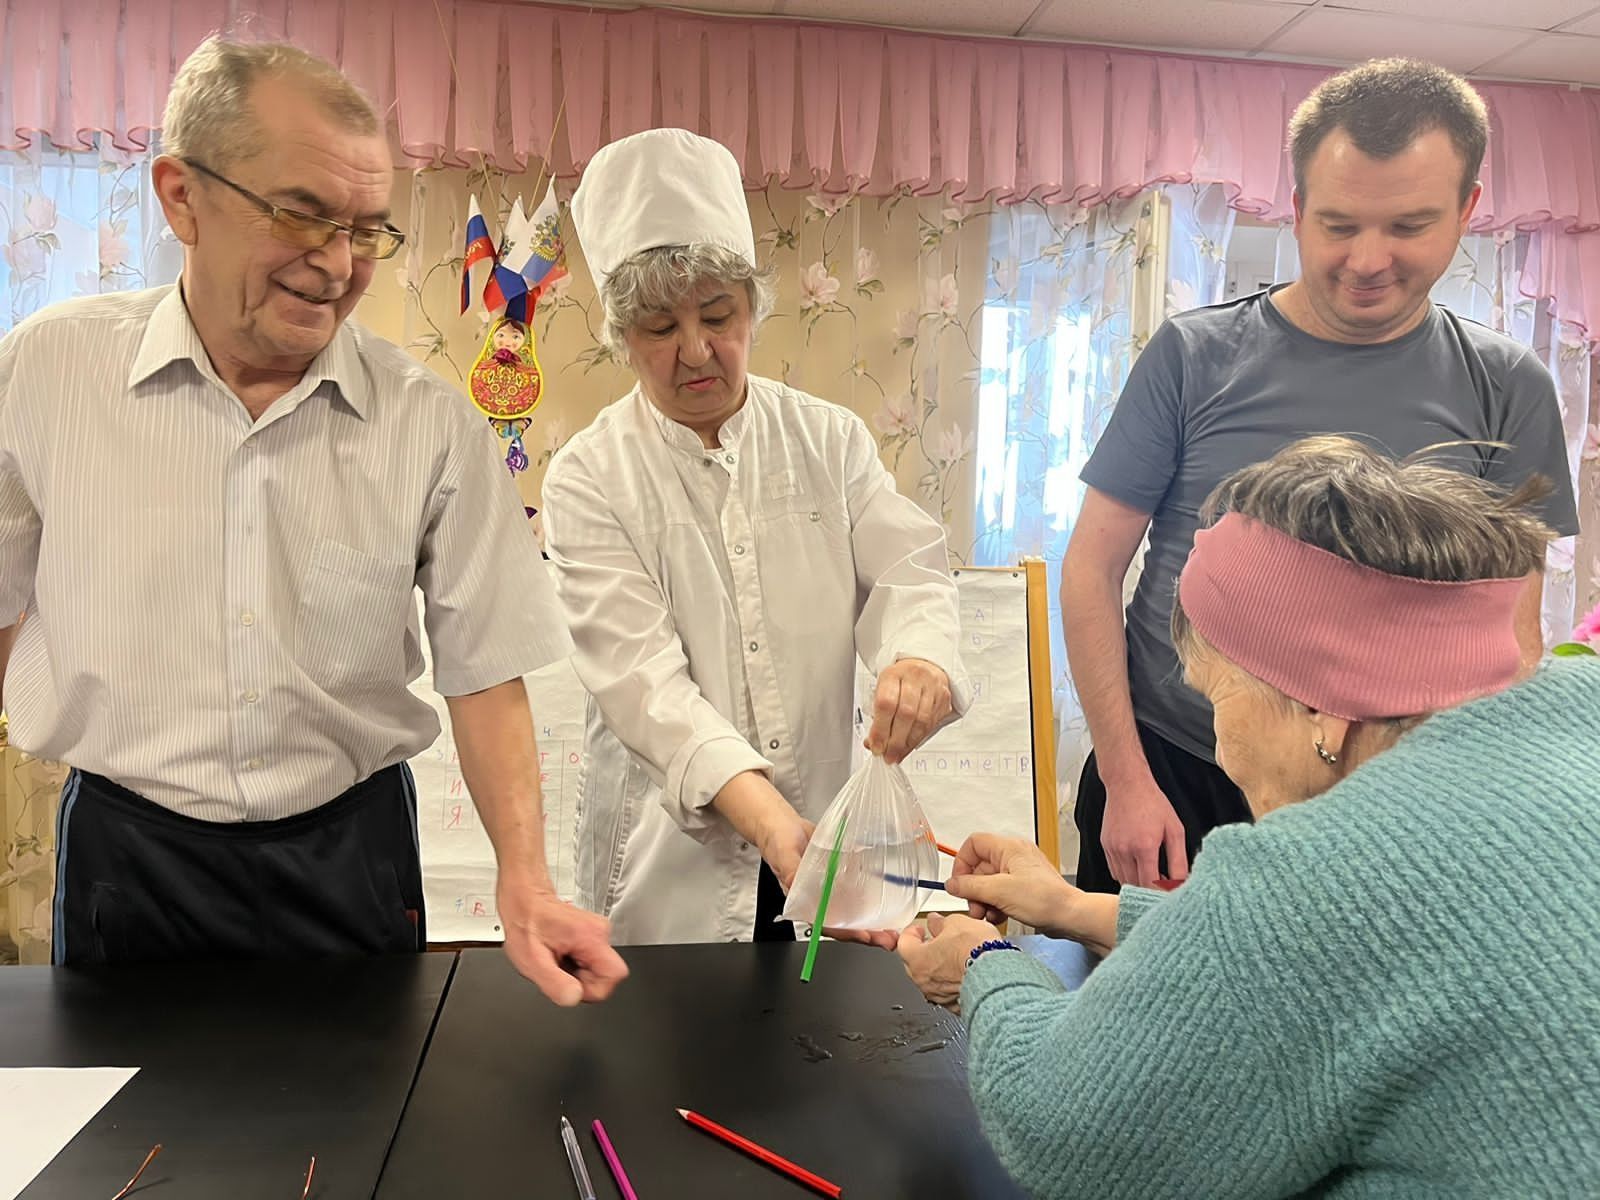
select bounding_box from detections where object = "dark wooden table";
[5,936,1097,1197]
[375,941,1039,1199]
[2,953,454,1199]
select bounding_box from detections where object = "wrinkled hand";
[947,832,1079,935]
[1102,777,1189,889]
[497,875,629,1006]
[896,912,998,1011]
[866,658,953,765]
[759,812,898,951]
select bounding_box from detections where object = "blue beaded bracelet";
[966,938,1019,968]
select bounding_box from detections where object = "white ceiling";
[572,0,1600,87]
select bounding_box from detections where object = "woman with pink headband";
[899,435,1600,1198]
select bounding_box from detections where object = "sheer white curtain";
[975,184,1236,860]
[0,139,177,334]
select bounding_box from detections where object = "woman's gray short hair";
[163,37,380,169]
[599,243,776,358]
[1171,435,1554,708]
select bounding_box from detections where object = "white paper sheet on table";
[0,1067,139,1199]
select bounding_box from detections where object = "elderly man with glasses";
[0,38,627,1006]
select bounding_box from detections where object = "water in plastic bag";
[781,755,940,931]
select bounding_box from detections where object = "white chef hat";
[570,128,755,296]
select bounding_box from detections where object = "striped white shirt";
[0,286,570,821]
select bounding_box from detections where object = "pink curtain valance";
[5,0,1600,233]
[5,0,1600,337]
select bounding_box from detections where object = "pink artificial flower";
[1573,600,1600,645]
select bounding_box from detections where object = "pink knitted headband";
[1177,513,1525,720]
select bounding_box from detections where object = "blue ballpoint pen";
[883,871,947,891]
[560,1116,597,1200]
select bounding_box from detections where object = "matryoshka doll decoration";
[469,316,544,474]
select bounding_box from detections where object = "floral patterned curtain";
[0,141,178,334]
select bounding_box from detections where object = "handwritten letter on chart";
[407,593,584,942]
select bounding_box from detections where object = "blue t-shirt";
[1081,286,1579,762]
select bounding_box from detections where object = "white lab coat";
[542,376,967,944]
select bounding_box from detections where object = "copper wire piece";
[108,1144,161,1200]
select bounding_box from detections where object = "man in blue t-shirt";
[1064,57,1579,894]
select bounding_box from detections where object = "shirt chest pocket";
[752,494,854,634]
[296,539,414,693]
[756,490,852,553]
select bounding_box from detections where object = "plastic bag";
[781,755,939,931]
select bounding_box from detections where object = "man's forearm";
[1060,569,1153,789]
[446,677,552,885]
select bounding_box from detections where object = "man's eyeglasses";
[183,158,405,261]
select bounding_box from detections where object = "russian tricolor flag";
[482,195,532,323]
[460,195,495,316]
[483,262,531,324]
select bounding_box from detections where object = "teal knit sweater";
[961,659,1600,1199]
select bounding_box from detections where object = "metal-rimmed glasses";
[183,157,405,261]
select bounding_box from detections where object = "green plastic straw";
[800,819,847,983]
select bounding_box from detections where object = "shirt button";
[724,453,736,465]
[240,611,256,626]
[242,689,259,704]
[734,544,746,555]
[703,458,713,467]
[769,739,780,750]
[749,641,759,652]
[809,511,821,522]
[245,757,263,771]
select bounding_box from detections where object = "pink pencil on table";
[592,1118,639,1200]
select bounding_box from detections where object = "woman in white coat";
[543,129,967,945]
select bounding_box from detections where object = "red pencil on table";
[677,1107,842,1198]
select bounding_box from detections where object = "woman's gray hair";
[1172,435,1554,708]
[163,36,380,170]
[599,243,776,358]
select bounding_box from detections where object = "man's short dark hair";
[1288,58,1488,206]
